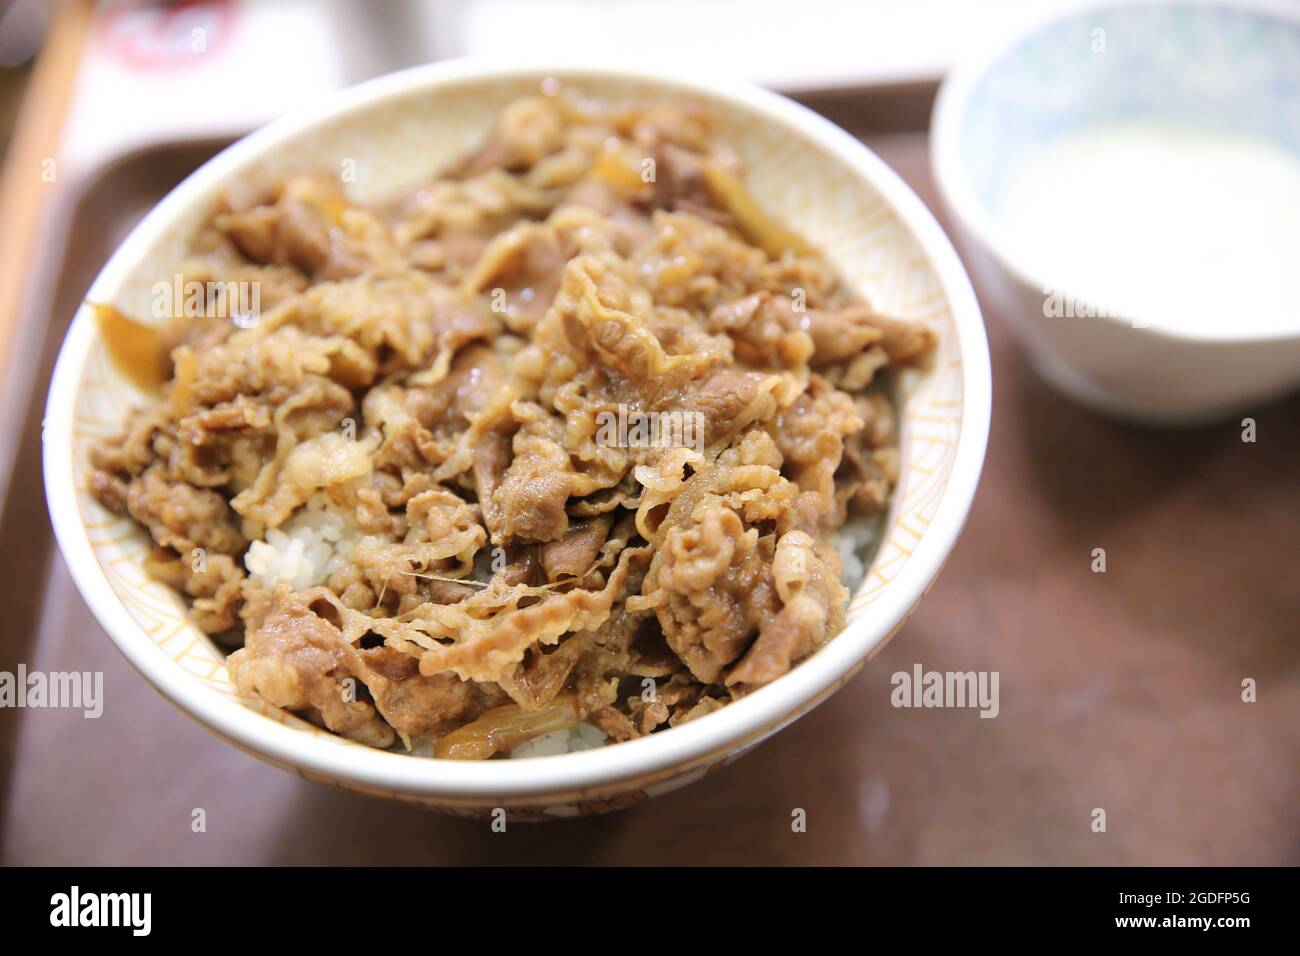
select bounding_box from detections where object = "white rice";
[832,514,883,589]
[243,494,358,590]
[509,722,607,758]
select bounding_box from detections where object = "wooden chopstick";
[0,0,95,386]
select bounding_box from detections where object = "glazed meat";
[88,88,934,757]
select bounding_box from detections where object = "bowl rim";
[931,0,1300,345]
[44,57,991,800]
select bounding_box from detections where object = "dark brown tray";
[2,89,1296,865]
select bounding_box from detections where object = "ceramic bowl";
[44,60,990,817]
[932,0,1300,424]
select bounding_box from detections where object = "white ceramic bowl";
[44,60,990,817]
[933,0,1300,424]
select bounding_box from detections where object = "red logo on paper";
[98,0,237,70]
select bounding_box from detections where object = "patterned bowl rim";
[44,59,991,801]
[931,0,1300,345]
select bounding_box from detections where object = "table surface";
[1,126,1296,867]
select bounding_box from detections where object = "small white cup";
[932,0,1300,424]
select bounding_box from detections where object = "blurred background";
[0,0,1295,865]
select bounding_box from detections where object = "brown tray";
[2,88,1296,865]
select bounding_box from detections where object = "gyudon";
[88,89,934,758]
